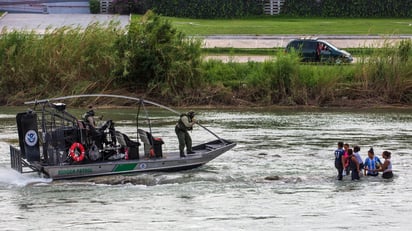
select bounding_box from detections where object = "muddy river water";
[0,107,411,230]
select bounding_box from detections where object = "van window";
[288,41,302,50]
[302,41,316,50]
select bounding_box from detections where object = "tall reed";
[0,22,124,104]
[201,44,412,106]
[354,39,412,103]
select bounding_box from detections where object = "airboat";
[9,94,236,180]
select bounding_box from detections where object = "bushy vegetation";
[283,0,412,17]
[0,22,123,103]
[202,40,412,106]
[145,0,263,18]
[115,11,204,104]
[354,40,412,103]
[98,0,411,18]
[0,12,203,105]
[202,54,355,105]
[0,13,411,107]
[110,0,262,18]
[111,0,139,14]
[89,0,100,14]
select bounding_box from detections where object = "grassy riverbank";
[0,13,411,107]
[132,15,412,35]
[201,46,412,107]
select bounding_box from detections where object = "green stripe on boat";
[113,163,138,172]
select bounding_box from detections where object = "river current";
[0,107,411,230]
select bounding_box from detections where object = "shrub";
[124,0,263,18]
[89,0,100,14]
[115,11,203,104]
[283,0,412,17]
[0,22,125,104]
[112,0,138,14]
[354,40,412,103]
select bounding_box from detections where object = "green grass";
[132,15,412,35]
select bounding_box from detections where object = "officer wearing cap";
[83,105,116,147]
[83,105,97,128]
[175,111,196,157]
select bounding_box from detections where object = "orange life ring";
[69,142,85,162]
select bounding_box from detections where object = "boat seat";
[137,129,152,157]
[137,129,163,158]
[77,120,88,144]
[116,132,127,147]
[116,131,140,159]
[116,131,140,147]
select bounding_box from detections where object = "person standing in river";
[334,142,345,180]
[175,111,197,157]
[364,148,382,176]
[353,145,364,171]
[343,143,350,175]
[348,149,360,180]
[375,151,393,179]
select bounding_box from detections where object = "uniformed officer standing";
[175,111,196,157]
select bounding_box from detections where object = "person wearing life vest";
[82,105,116,147]
[175,111,196,157]
[83,105,98,128]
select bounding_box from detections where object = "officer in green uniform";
[83,105,116,147]
[83,105,98,128]
[175,111,196,157]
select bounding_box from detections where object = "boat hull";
[33,140,236,180]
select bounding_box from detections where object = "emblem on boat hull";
[24,130,38,146]
[139,163,147,169]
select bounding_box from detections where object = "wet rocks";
[264,175,281,181]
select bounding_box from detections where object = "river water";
[0,107,412,230]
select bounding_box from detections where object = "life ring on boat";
[69,142,85,162]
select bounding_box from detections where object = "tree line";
[282,0,412,17]
[90,0,412,18]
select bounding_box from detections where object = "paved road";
[202,35,412,49]
[204,55,362,63]
[205,55,273,63]
[1,13,411,49]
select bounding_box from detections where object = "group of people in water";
[334,142,393,180]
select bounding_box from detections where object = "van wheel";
[335,58,343,64]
